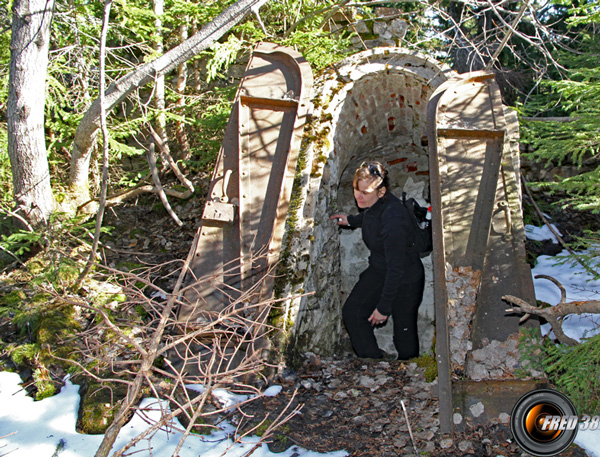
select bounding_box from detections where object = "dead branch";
[148,125,194,194]
[93,217,200,457]
[236,390,303,457]
[521,116,579,123]
[148,141,183,227]
[43,247,308,457]
[77,180,193,213]
[484,0,530,71]
[76,0,113,288]
[503,274,600,346]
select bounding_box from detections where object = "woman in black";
[330,161,425,360]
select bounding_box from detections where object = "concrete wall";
[278,48,456,357]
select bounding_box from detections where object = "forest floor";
[2,181,599,456]
[232,354,589,457]
[97,189,599,456]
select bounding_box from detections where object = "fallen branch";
[42,249,309,457]
[148,125,194,194]
[93,222,200,457]
[148,141,183,227]
[521,116,578,123]
[77,182,193,213]
[503,274,600,346]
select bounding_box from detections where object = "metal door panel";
[428,71,537,434]
[178,43,313,329]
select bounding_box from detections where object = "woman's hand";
[368,309,389,326]
[330,214,349,226]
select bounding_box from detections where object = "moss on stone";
[77,380,130,434]
[33,367,56,400]
[8,343,37,365]
[413,353,437,383]
[0,289,26,308]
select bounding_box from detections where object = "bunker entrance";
[278,49,453,359]
[332,72,435,357]
[179,45,540,435]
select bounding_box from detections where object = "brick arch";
[285,48,456,356]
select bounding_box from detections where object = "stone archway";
[279,48,457,357]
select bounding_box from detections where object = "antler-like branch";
[504,275,600,346]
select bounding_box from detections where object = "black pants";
[342,266,424,360]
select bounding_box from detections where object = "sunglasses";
[360,162,383,179]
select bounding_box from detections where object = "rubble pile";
[466,334,545,381]
[446,266,480,371]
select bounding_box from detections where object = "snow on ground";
[527,224,600,456]
[1,224,599,457]
[525,223,562,244]
[532,250,600,341]
[0,371,347,457]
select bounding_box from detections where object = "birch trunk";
[153,0,167,147]
[7,0,56,226]
[175,21,191,162]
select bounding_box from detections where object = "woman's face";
[354,179,385,209]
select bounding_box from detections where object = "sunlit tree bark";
[7,0,56,226]
[175,20,192,162]
[153,0,167,148]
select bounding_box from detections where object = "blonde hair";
[353,161,388,190]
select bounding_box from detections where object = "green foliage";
[413,353,437,383]
[280,30,353,72]
[561,0,600,25]
[8,343,37,365]
[205,34,246,83]
[543,333,600,415]
[515,327,546,377]
[0,289,26,312]
[162,0,235,27]
[186,86,236,172]
[518,5,600,281]
[520,33,600,173]
[0,229,43,258]
[0,212,110,272]
[0,3,11,111]
[235,20,267,42]
[518,327,600,415]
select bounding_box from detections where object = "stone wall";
[277,48,456,357]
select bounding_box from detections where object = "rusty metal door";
[428,72,537,433]
[178,43,313,326]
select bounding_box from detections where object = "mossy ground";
[77,380,131,434]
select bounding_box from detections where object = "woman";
[330,161,425,360]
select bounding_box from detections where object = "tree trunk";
[175,21,191,162]
[153,0,168,149]
[69,0,270,203]
[7,0,56,226]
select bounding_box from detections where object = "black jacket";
[347,192,424,315]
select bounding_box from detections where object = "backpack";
[402,192,433,257]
